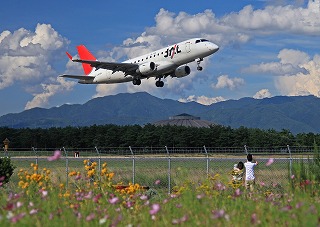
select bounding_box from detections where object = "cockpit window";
[195,39,209,44]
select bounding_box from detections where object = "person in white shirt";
[244,154,258,191]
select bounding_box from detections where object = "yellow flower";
[18,181,24,187]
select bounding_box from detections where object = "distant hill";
[0,92,319,134]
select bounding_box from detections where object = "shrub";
[0,157,15,185]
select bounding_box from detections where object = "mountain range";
[0,92,319,134]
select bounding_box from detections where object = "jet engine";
[136,62,156,75]
[174,65,191,78]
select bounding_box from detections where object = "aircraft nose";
[208,42,219,53]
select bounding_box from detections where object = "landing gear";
[132,78,141,85]
[196,58,203,71]
[155,80,164,87]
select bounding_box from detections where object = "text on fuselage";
[164,45,181,59]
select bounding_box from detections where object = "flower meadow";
[0,152,319,226]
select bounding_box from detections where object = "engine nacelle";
[174,65,191,78]
[136,62,156,75]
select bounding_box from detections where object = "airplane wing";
[59,74,95,80]
[71,59,139,75]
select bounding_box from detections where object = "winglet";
[66,52,73,60]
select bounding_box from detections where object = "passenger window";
[195,40,200,43]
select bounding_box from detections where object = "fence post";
[287,145,292,176]
[129,146,135,184]
[203,145,209,177]
[165,146,171,194]
[63,147,68,188]
[32,147,38,166]
[95,146,101,182]
[244,145,248,155]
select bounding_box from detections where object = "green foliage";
[0,157,15,184]
[310,142,320,182]
[1,124,320,148]
[291,142,320,194]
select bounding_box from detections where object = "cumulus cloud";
[179,95,225,105]
[242,49,309,76]
[275,54,320,97]
[253,89,272,99]
[221,1,320,35]
[0,23,73,109]
[211,75,245,90]
[25,77,75,110]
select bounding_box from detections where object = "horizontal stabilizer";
[60,74,95,80]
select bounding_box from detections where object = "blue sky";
[0,0,320,116]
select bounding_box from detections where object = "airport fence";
[3,146,317,193]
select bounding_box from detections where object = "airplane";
[60,38,219,87]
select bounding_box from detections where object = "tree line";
[1,124,320,148]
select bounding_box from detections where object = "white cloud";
[179,95,225,105]
[221,1,320,35]
[0,23,72,109]
[242,49,309,76]
[211,75,245,90]
[25,77,75,110]
[275,54,320,97]
[253,89,272,99]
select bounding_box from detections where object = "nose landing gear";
[196,58,203,71]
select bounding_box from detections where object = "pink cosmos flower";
[266,158,274,166]
[149,203,160,215]
[16,201,23,208]
[11,212,26,223]
[155,180,161,185]
[93,194,102,203]
[251,213,258,224]
[140,195,148,200]
[196,194,204,199]
[234,188,242,197]
[291,175,295,179]
[29,209,38,215]
[47,150,61,161]
[172,214,188,224]
[212,209,226,219]
[84,191,93,199]
[86,213,95,221]
[109,197,119,204]
[259,182,266,187]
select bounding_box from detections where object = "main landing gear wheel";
[155,80,164,87]
[196,58,203,71]
[132,78,141,85]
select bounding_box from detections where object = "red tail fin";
[77,45,96,75]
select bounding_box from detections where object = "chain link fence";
[4,146,316,193]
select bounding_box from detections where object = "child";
[232,161,244,185]
[244,154,258,191]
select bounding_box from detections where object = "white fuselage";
[81,38,219,84]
